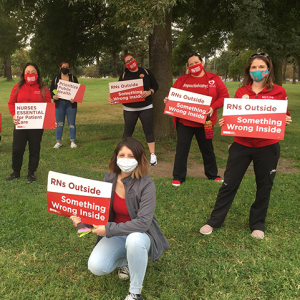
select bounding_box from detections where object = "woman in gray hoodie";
[70,137,169,300]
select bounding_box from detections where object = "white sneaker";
[150,153,157,165]
[251,230,264,239]
[118,265,130,280]
[70,142,77,148]
[54,142,62,149]
[199,224,213,235]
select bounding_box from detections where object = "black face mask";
[61,67,69,75]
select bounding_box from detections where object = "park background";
[1,0,300,299]
[0,78,300,299]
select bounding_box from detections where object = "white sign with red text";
[109,79,144,104]
[15,103,55,129]
[47,171,112,225]
[221,98,288,140]
[57,80,86,103]
[164,87,212,124]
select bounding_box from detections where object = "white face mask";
[117,158,138,173]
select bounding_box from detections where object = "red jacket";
[170,71,229,127]
[234,83,290,148]
[8,82,51,116]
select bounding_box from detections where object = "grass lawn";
[0,77,300,300]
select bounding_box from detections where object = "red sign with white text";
[109,79,144,104]
[221,98,288,140]
[15,103,55,129]
[57,80,86,103]
[47,171,112,225]
[164,87,212,124]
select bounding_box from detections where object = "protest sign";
[47,171,112,225]
[15,103,55,129]
[109,79,144,104]
[56,80,86,103]
[221,98,288,140]
[164,87,212,124]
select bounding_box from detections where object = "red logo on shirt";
[242,94,249,99]
[139,74,145,78]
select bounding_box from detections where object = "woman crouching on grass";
[70,137,169,300]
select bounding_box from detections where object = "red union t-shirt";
[113,192,131,224]
[177,74,209,127]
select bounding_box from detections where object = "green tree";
[11,48,30,77]
[0,2,24,80]
[228,50,255,81]
[230,0,300,85]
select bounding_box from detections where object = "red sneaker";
[172,180,181,187]
[213,177,224,183]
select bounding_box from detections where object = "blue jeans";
[88,232,151,294]
[55,100,77,142]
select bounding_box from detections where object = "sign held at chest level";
[164,88,212,124]
[109,79,144,104]
[221,98,288,140]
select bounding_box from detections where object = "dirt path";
[148,153,300,179]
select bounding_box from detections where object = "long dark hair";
[242,55,275,91]
[109,137,149,179]
[17,63,46,98]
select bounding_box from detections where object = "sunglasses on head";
[250,53,269,58]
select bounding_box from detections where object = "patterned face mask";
[250,69,269,82]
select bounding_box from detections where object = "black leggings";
[207,142,280,232]
[12,128,44,174]
[123,108,155,143]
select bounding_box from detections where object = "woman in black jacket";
[109,53,159,166]
[50,61,79,149]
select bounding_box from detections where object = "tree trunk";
[282,57,287,83]
[4,57,12,81]
[273,60,283,86]
[96,56,100,78]
[112,53,117,78]
[149,10,173,140]
[292,63,296,84]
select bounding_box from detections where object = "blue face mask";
[250,69,269,82]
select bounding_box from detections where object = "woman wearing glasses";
[109,53,159,166]
[200,53,292,239]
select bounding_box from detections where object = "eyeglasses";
[125,57,135,64]
[250,53,269,58]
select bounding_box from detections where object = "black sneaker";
[28,175,36,183]
[6,173,21,181]
[124,293,143,300]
